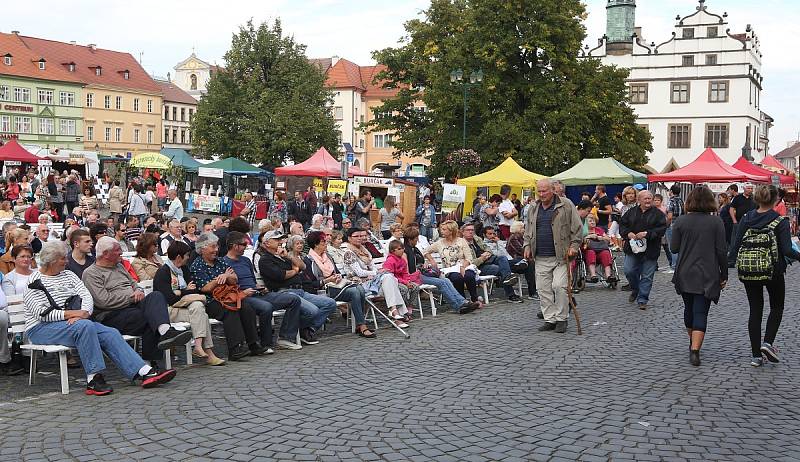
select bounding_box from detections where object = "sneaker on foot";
[538,322,556,332]
[157,328,193,350]
[508,294,524,304]
[85,374,113,396]
[502,275,519,286]
[137,368,176,389]
[228,345,250,361]
[276,339,302,350]
[760,343,779,363]
[299,328,320,345]
[638,303,647,310]
[527,292,539,301]
[750,356,764,367]
[554,321,567,333]
[457,302,476,314]
[249,344,272,356]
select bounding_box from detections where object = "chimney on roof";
[11,30,19,35]
[332,55,340,66]
[88,44,96,51]
[167,72,171,82]
[70,40,76,45]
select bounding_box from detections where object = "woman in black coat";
[670,186,727,367]
[729,185,800,367]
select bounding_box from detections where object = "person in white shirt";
[497,184,518,240]
[163,189,184,221]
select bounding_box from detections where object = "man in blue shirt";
[223,231,302,351]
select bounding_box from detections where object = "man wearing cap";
[257,229,338,345]
[619,190,667,310]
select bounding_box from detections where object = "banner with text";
[192,194,221,213]
[327,179,348,196]
[441,183,466,215]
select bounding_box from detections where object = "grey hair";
[510,221,525,234]
[39,240,69,270]
[286,235,305,255]
[195,232,219,252]
[95,236,118,257]
[356,217,371,229]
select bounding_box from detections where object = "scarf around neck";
[308,248,335,278]
[165,258,187,289]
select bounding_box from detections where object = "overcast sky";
[6,0,798,152]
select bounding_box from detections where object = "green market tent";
[552,158,647,186]
[160,148,202,172]
[203,157,272,177]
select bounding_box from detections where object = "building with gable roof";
[0,31,85,150]
[17,33,163,156]
[584,0,772,173]
[173,53,221,100]
[156,78,197,151]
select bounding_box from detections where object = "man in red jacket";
[24,200,41,223]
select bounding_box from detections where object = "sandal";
[192,351,209,359]
[357,326,377,338]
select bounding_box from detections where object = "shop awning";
[204,157,272,176]
[458,157,545,189]
[648,148,769,183]
[0,139,41,163]
[161,148,201,172]
[551,158,647,186]
[274,147,365,177]
[732,157,795,186]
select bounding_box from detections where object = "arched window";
[190,74,197,90]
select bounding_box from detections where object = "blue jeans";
[623,254,659,304]
[282,289,337,331]
[665,226,679,269]
[419,224,434,240]
[682,293,711,332]
[421,275,466,311]
[243,291,301,346]
[328,285,367,325]
[27,319,145,379]
[480,256,514,297]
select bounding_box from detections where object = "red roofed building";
[317,56,428,176]
[17,33,162,155]
[156,78,197,150]
[0,31,86,150]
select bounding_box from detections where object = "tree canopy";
[366,0,652,179]
[192,19,339,166]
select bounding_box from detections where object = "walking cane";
[565,255,584,335]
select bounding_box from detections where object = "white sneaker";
[276,339,302,350]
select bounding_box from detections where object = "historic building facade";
[585,0,771,173]
[172,53,220,101]
[0,31,85,150]
[18,34,162,156]
[156,78,197,150]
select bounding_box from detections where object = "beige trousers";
[169,301,213,348]
[534,256,570,322]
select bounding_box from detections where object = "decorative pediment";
[174,53,211,71]
[38,106,55,117]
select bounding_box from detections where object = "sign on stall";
[313,178,324,189]
[198,167,224,179]
[192,194,221,213]
[387,187,400,200]
[441,183,466,214]
[37,159,52,166]
[351,176,393,187]
[327,179,348,196]
[4,160,21,166]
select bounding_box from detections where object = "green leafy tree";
[366,0,652,179]
[192,19,340,166]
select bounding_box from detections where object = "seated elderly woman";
[0,228,32,275]
[23,241,177,395]
[154,240,224,366]
[383,223,404,256]
[582,214,616,283]
[356,217,384,258]
[303,230,375,338]
[342,227,410,328]
[131,232,164,281]
[189,232,266,360]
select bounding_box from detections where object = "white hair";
[195,232,219,252]
[39,241,69,270]
[95,236,119,258]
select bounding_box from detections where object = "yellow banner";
[313,178,324,189]
[327,179,348,196]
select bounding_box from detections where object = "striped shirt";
[23,270,94,332]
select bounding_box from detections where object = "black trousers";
[98,292,170,361]
[204,299,259,350]
[744,275,786,357]
[447,270,479,301]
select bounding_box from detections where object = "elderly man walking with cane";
[524,179,583,333]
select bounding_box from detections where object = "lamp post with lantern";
[449,69,483,148]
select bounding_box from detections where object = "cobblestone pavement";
[1,259,799,461]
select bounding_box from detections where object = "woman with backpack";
[729,185,800,367]
[670,186,727,367]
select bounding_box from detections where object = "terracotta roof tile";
[155,79,197,105]
[0,32,83,84]
[17,35,160,93]
[324,58,366,91]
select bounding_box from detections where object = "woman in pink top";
[383,240,421,320]
[156,180,168,211]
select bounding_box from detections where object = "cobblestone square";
[1,262,798,461]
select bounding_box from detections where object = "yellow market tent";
[458,157,545,203]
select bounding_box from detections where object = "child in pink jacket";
[383,240,422,318]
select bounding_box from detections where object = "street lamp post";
[450,69,483,148]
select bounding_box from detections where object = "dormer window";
[95,66,102,76]
[3,54,11,66]
[68,63,75,72]
[123,70,130,80]
[38,59,46,70]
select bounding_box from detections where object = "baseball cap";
[262,230,287,240]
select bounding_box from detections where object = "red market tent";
[648,148,769,184]
[760,154,791,173]
[0,139,41,163]
[732,157,795,186]
[274,147,366,177]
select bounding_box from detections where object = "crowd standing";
[0,164,795,389]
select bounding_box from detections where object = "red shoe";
[85,374,114,396]
[138,368,177,389]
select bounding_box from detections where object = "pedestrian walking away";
[670,186,728,367]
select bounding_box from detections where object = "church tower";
[606,0,636,55]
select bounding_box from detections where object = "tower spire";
[606,0,636,55]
